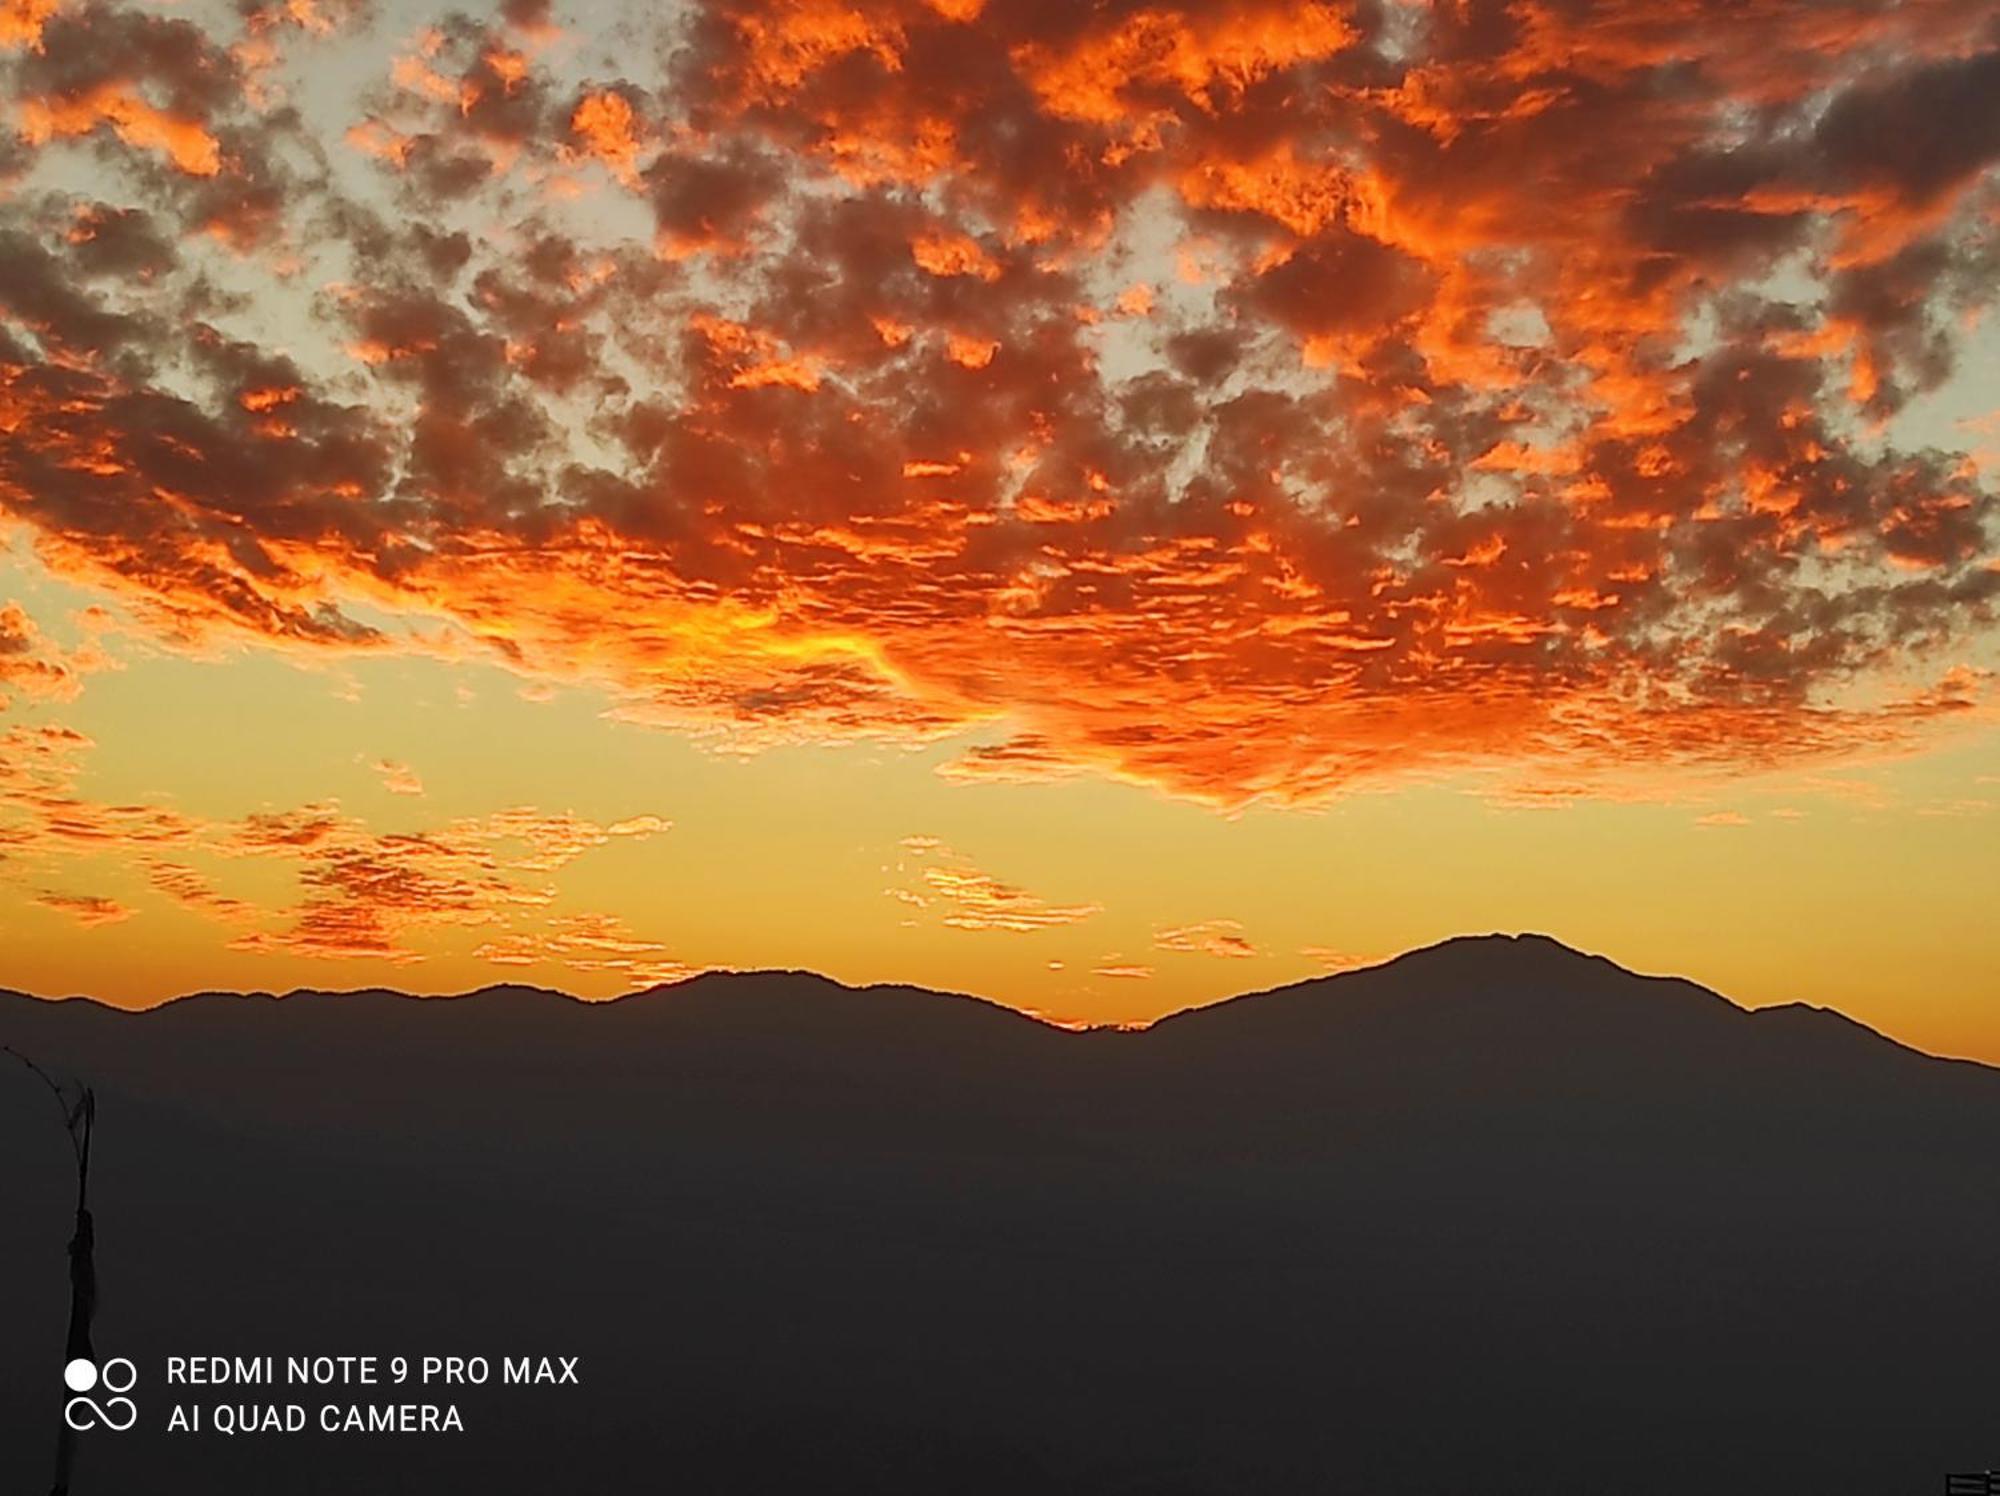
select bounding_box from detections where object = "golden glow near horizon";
[1,0,1996,1059]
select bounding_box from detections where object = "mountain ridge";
[1,930,1986,1075]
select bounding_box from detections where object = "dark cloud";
[1814,47,2000,207]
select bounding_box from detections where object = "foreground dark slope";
[2,934,1996,1494]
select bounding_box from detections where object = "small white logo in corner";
[63,1357,138,1431]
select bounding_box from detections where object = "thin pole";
[4,1048,96,1496]
[53,1089,95,1496]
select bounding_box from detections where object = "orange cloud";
[911,230,1001,282]
[1154,920,1256,959]
[18,84,221,174]
[1015,5,1355,130]
[1299,946,1369,974]
[474,912,696,987]
[214,806,671,962]
[934,735,1081,787]
[0,602,83,706]
[0,0,59,50]
[371,759,425,796]
[892,837,1099,933]
[142,860,256,923]
[0,719,672,967]
[570,88,641,187]
[33,891,132,926]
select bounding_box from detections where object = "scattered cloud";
[934,735,1082,787]
[1,722,670,966]
[1154,919,1257,959]
[1299,946,1369,974]
[473,913,696,987]
[0,601,106,708]
[370,758,425,796]
[142,859,257,923]
[891,838,1100,933]
[1914,798,1992,819]
[33,891,133,926]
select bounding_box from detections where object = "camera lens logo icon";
[63,1357,138,1431]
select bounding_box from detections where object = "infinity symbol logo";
[63,1357,138,1432]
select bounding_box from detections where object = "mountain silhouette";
[2,934,1996,1494]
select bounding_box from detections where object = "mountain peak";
[1397,930,1616,969]
[1135,929,1759,1068]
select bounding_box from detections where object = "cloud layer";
[1,0,1996,805]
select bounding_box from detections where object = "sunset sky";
[0,0,1995,1056]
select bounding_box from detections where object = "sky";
[0,0,1995,1056]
